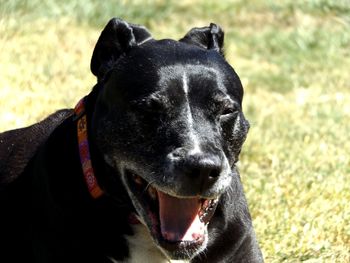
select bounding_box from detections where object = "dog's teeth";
[148,186,157,200]
[202,199,210,210]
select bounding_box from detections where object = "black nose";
[183,153,222,180]
[170,150,223,192]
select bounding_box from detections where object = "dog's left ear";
[91,18,153,81]
[179,23,224,56]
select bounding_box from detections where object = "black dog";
[0,18,263,263]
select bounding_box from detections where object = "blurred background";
[0,0,349,261]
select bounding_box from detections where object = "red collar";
[74,98,104,199]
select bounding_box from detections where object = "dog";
[0,18,263,263]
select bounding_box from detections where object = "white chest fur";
[109,224,189,263]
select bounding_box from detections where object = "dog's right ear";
[91,18,152,81]
[179,23,224,56]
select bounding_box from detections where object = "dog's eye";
[133,94,167,113]
[221,106,236,116]
[220,102,239,117]
[146,96,164,112]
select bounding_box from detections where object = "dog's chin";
[122,170,220,260]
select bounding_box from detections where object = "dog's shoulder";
[0,109,73,186]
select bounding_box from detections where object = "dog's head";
[90,18,249,260]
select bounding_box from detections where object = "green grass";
[1,0,349,261]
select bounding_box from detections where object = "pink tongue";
[158,191,205,242]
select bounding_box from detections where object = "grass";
[1,0,349,261]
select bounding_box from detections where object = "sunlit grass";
[241,87,350,262]
[1,0,349,261]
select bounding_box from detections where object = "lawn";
[0,0,349,262]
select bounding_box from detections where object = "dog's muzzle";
[121,146,231,259]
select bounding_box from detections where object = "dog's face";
[90,19,249,260]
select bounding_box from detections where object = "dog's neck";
[109,224,190,263]
[74,97,104,199]
[74,96,141,227]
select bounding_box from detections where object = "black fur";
[0,18,263,262]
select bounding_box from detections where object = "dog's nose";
[183,153,221,180]
[169,150,223,191]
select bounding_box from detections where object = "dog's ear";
[179,23,224,55]
[91,18,152,80]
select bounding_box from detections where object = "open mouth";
[124,170,219,259]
